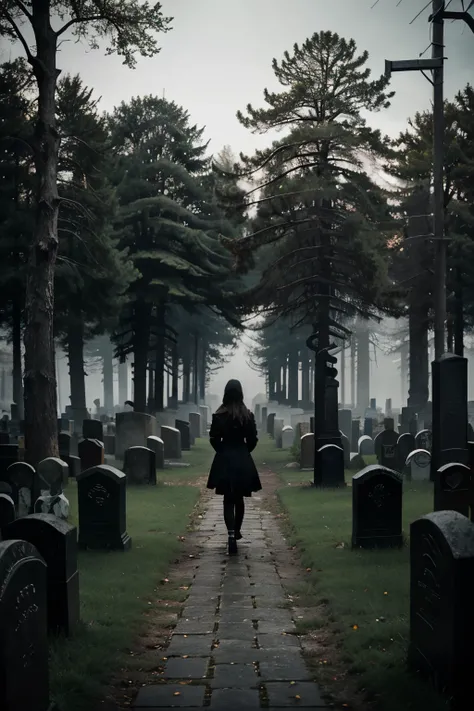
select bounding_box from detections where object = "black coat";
[206,410,261,497]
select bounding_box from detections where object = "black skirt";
[207,444,262,497]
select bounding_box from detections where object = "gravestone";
[397,433,416,472]
[189,412,201,441]
[0,539,50,711]
[339,431,350,468]
[405,449,431,482]
[3,514,80,636]
[363,418,373,437]
[385,398,392,416]
[351,420,360,453]
[274,418,284,448]
[434,462,471,517]
[370,398,377,410]
[83,418,103,442]
[78,438,104,472]
[103,434,116,456]
[400,406,417,435]
[352,465,403,548]
[161,426,181,460]
[358,435,374,456]
[408,510,474,709]
[0,493,15,527]
[315,444,345,488]
[58,432,71,459]
[415,429,432,452]
[349,452,366,471]
[375,429,399,469]
[35,458,69,521]
[175,420,191,451]
[383,417,396,432]
[339,409,352,442]
[254,404,261,426]
[267,413,276,438]
[77,465,131,551]
[199,405,209,436]
[63,455,81,479]
[281,425,294,449]
[431,353,469,482]
[300,433,314,470]
[115,411,158,459]
[123,446,156,485]
[147,436,165,469]
[261,406,268,432]
[7,462,35,517]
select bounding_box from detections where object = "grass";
[254,436,449,711]
[50,440,214,711]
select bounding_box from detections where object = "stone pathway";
[133,492,328,710]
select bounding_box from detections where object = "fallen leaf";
[290,681,296,685]
[295,694,301,700]
[173,692,181,696]
[384,591,388,595]
[352,625,359,630]
[306,568,311,572]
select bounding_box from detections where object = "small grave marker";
[123,446,156,485]
[352,465,403,548]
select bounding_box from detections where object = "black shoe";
[228,536,238,556]
[235,531,242,541]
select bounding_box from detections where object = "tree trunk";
[350,335,356,408]
[101,337,114,413]
[170,341,179,409]
[24,5,61,462]
[454,282,464,357]
[12,295,24,420]
[147,365,154,411]
[301,353,310,403]
[67,316,87,411]
[182,349,191,403]
[133,300,151,412]
[193,333,199,405]
[407,303,429,414]
[281,358,287,403]
[356,326,370,414]
[288,350,298,407]
[199,343,207,402]
[118,359,128,405]
[154,308,165,412]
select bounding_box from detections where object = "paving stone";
[209,688,260,709]
[258,620,296,634]
[259,657,312,681]
[257,633,301,648]
[180,606,218,617]
[218,608,255,623]
[266,681,328,707]
[174,619,215,635]
[166,634,213,656]
[134,684,205,707]
[217,622,256,640]
[211,663,259,688]
[252,608,294,622]
[163,656,209,679]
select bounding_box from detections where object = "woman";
[207,379,261,555]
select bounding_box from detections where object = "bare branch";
[1,10,34,62]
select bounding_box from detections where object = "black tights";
[223,493,245,534]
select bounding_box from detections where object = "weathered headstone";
[123,446,156,485]
[300,433,314,470]
[175,420,191,451]
[147,436,164,469]
[35,458,69,520]
[0,493,15,527]
[405,449,431,482]
[63,455,81,479]
[274,418,284,448]
[352,465,403,548]
[415,429,432,452]
[397,433,416,472]
[349,452,366,471]
[189,412,201,441]
[358,435,374,456]
[315,444,345,487]
[0,539,50,711]
[434,462,471,517]
[161,426,181,460]
[408,510,474,708]
[199,405,209,436]
[115,411,158,459]
[77,465,131,551]
[363,418,373,437]
[3,514,80,636]
[267,413,276,438]
[7,462,35,517]
[83,418,103,442]
[58,432,71,458]
[375,429,399,469]
[78,438,104,472]
[261,406,268,432]
[351,420,360,453]
[281,425,294,449]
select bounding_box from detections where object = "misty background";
[3,0,473,409]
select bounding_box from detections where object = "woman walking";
[207,379,261,555]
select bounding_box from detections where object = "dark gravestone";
[147,436,165,469]
[175,420,191,451]
[431,353,468,482]
[408,511,474,709]
[397,433,416,472]
[400,406,417,435]
[349,452,366,471]
[261,407,268,432]
[351,420,360,453]
[383,417,395,431]
[375,430,399,469]
[77,465,131,551]
[58,432,71,458]
[0,493,15,527]
[82,419,103,442]
[415,429,432,452]
[63,455,81,479]
[339,409,352,442]
[3,514,80,636]
[352,465,403,548]
[7,462,35,517]
[0,539,50,711]
[123,446,156,485]
[358,435,374,456]
[370,398,376,410]
[78,438,104,472]
[310,416,314,433]
[434,462,471,517]
[58,417,69,432]
[103,434,116,456]
[363,417,373,437]
[267,413,276,438]
[314,444,345,488]
[35,458,69,521]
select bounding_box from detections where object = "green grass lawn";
[50,440,213,711]
[254,436,449,711]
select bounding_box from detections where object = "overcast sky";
[3,0,473,407]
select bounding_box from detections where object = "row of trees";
[237,32,474,416]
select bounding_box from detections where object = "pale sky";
[2,0,473,407]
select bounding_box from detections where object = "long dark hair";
[216,379,251,423]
